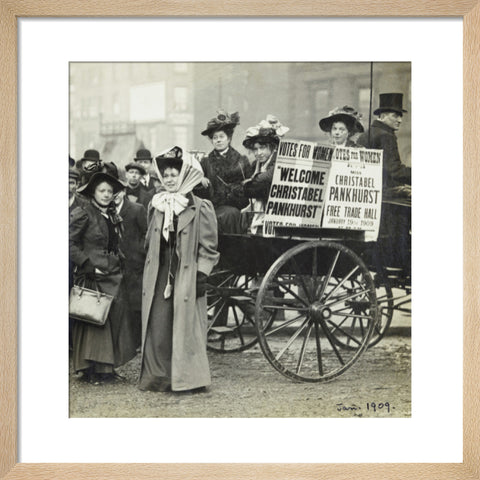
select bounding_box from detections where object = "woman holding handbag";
[138,146,219,393]
[69,172,137,384]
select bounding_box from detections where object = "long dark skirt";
[72,273,137,374]
[138,247,178,392]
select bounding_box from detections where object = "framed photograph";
[1,1,478,478]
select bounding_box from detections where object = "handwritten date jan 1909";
[336,402,395,414]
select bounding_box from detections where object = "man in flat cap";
[125,162,155,210]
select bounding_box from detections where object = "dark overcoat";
[197,147,252,209]
[141,195,219,391]
[357,119,411,189]
[69,202,136,370]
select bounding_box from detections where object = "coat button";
[154,228,158,232]
[184,264,189,269]
[184,296,188,301]
[143,291,146,296]
[183,230,188,235]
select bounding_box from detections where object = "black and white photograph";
[68,61,411,418]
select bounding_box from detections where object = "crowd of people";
[69,92,411,392]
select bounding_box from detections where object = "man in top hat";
[76,149,119,187]
[124,162,155,210]
[357,93,411,191]
[358,93,411,275]
[134,148,161,192]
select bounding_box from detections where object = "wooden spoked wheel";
[206,270,259,353]
[255,241,379,382]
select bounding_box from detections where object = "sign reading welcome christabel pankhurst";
[263,139,332,236]
[263,139,383,241]
[322,146,383,241]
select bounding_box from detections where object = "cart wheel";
[327,276,393,350]
[368,278,394,348]
[255,241,378,382]
[206,270,259,353]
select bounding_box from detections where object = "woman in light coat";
[139,146,219,393]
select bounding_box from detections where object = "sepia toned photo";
[68,62,411,418]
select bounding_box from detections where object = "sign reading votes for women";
[263,139,332,236]
[322,146,383,241]
[263,140,383,240]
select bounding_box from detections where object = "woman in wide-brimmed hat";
[196,110,252,234]
[139,146,219,393]
[241,114,289,234]
[69,172,137,385]
[319,105,364,147]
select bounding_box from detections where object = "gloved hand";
[196,272,208,298]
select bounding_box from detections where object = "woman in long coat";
[69,172,137,384]
[139,146,219,393]
[196,110,252,234]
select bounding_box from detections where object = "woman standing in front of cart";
[139,146,219,393]
[319,105,364,147]
[241,115,289,235]
[196,110,252,234]
[69,172,137,384]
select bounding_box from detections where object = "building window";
[173,87,188,112]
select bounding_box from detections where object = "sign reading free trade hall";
[263,139,383,240]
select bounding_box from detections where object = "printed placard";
[263,139,332,236]
[322,146,383,241]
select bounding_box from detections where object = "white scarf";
[151,152,204,240]
[151,192,189,240]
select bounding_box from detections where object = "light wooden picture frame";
[1,1,478,478]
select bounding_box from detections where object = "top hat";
[201,110,240,137]
[77,172,125,197]
[319,105,364,133]
[125,162,147,175]
[80,149,101,163]
[134,149,153,162]
[154,146,183,172]
[373,93,408,116]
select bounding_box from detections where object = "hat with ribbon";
[242,114,290,150]
[134,149,153,162]
[80,149,101,163]
[77,172,125,198]
[373,93,408,116]
[201,110,240,137]
[125,162,147,175]
[319,105,364,134]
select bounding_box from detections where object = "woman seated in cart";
[195,110,252,234]
[240,115,289,235]
[318,105,364,147]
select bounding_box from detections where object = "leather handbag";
[69,278,114,327]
